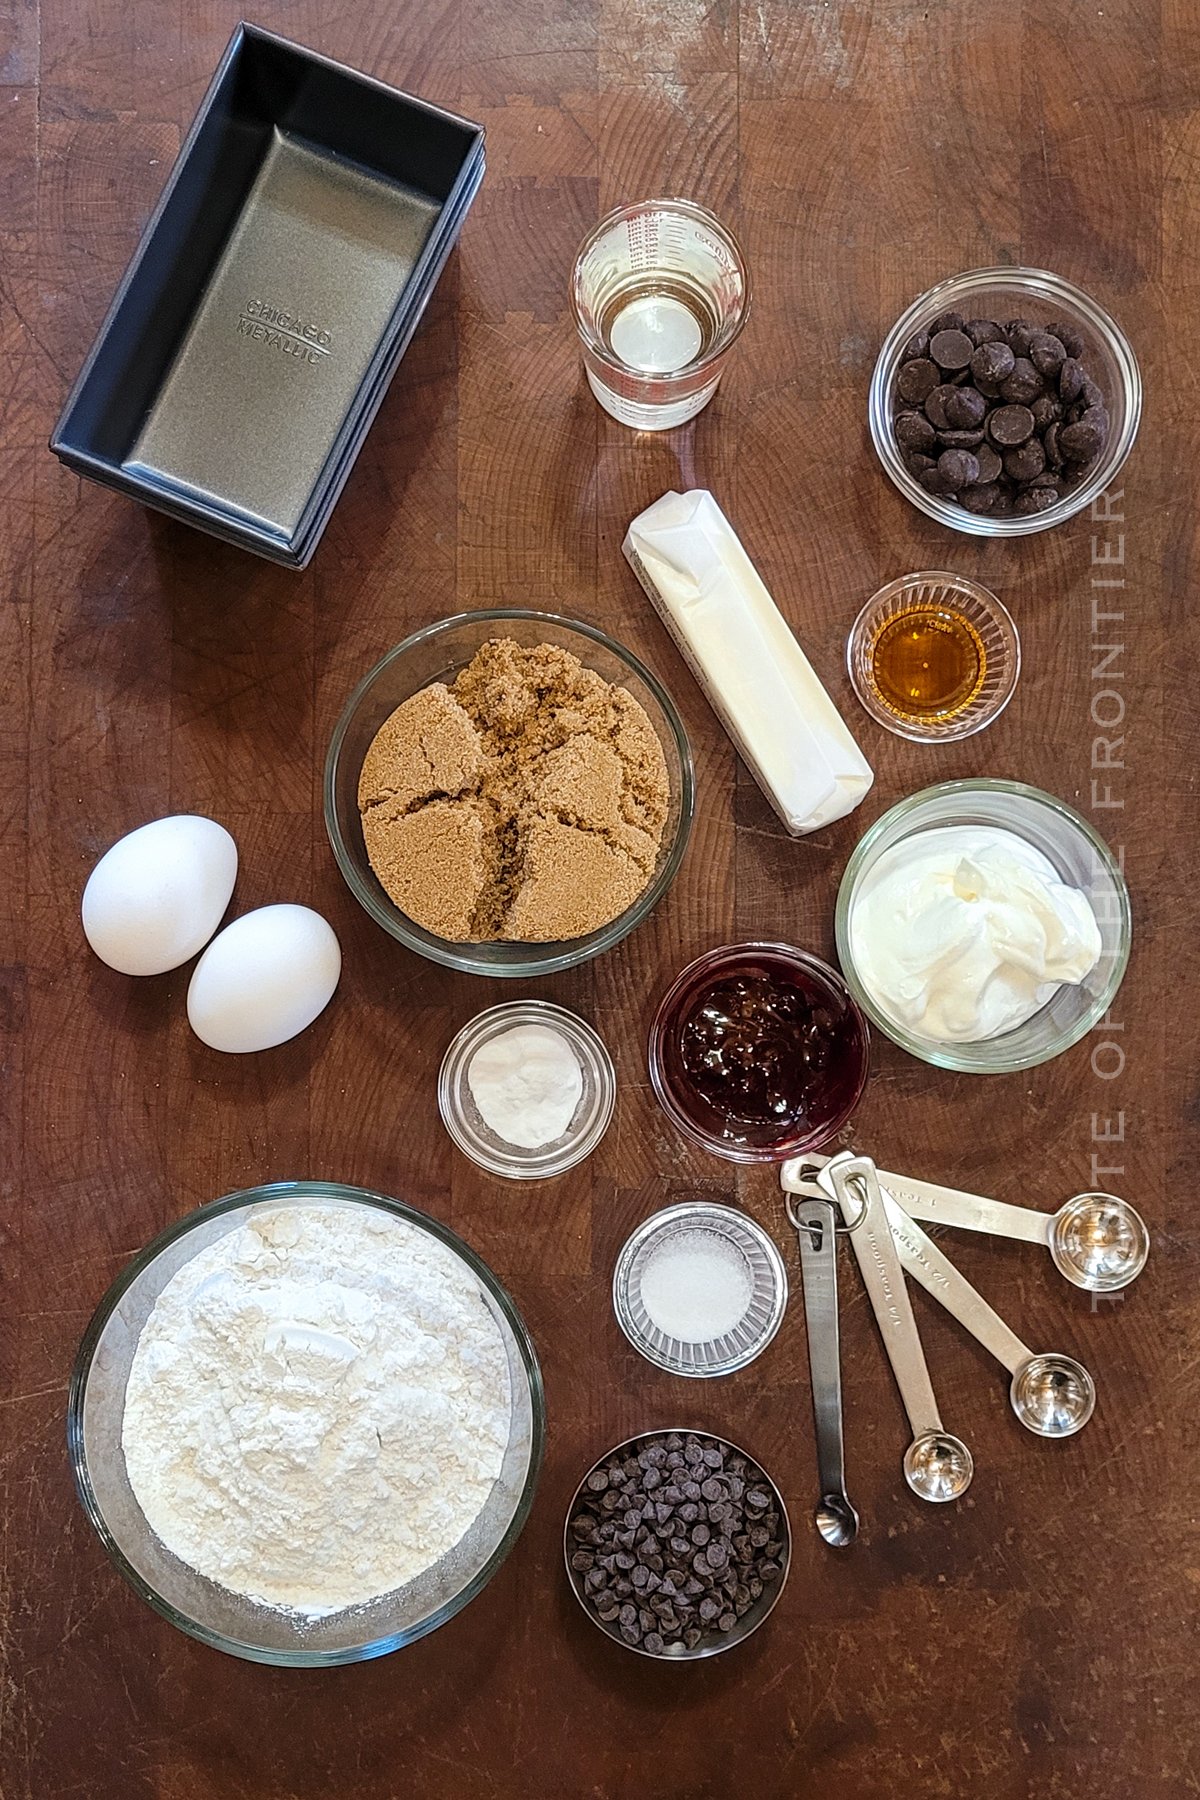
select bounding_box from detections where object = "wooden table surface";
[3,0,1195,1795]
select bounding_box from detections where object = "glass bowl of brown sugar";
[324,611,694,977]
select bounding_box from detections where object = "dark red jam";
[652,946,868,1156]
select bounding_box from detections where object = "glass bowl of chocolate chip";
[564,1430,791,1660]
[869,267,1141,535]
[325,611,694,977]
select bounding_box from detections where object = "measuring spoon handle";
[883,1196,1031,1377]
[795,1153,1054,1246]
[794,1196,849,1500]
[828,1156,943,1441]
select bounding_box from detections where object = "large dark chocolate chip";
[970,341,1015,389]
[895,409,937,454]
[1028,332,1067,376]
[900,328,931,363]
[974,443,1002,485]
[937,449,980,490]
[1014,485,1059,515]
[1003,438,1046,483]
[1006,318,1035,355]
[944,385,987,428]
[959,482,999,514]
[1058,358,1084,404]
[1031,392,1063,430]
[930,328,974,371]
[988,404,1035,446]
[1048,320,1085,359]
[937,428,985,449]
[1061,412,1108,461]
[999,357,1042,404]
[931,308,967,333]
[923,384,960,431]
[964,317,1005,346]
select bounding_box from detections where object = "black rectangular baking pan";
[50,22,483,567]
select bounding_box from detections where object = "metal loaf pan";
[50,22,484,568]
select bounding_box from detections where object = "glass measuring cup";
[570,198,750,430]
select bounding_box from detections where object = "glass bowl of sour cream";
[835,779,1131,1073]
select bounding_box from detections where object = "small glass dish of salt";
[439,1001,616,1180]
[612,1203,787,1378]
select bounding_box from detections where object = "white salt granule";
[121,1204,512,1617]
[638,1229,754,1343]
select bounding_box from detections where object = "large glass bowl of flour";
[68,1183,545,1665]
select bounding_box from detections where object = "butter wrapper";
[623,489,873,836]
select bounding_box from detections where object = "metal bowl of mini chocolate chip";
[870,266,1141,536]
[564,1430,791,1660]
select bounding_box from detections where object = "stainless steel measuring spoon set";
[780,1148,1148,1546]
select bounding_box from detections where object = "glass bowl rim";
[647,941,871,1163]
[868,265,1142,537]
[67,1179,547,1666]
[438,999,617,1180]
[569,195,752,383]
[833,778,1133,1073]
[611,1200,789,1377]
[323,608,696,978]
[845,569,1021,743]
[562,1426,791,1660]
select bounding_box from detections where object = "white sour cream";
[848,825,1102,1043]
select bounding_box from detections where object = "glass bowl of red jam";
[648,943,870,1163]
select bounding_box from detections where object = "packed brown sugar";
[357,640,670,942]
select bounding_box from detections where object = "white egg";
[187,905,341,1054]
[82,815,238,977]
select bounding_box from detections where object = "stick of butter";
[623,489,874,836]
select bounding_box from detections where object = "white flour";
[121,1204,512,1616]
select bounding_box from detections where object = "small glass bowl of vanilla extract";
[648,944,870,1163]
[846,572,1020,743]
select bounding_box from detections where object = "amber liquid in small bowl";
[869,604,986,725]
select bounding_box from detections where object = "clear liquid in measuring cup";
[599,277,717,375]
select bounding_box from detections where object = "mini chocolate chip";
[944,385,987,428]
[701,1444,724,1469]
[642,1467,661,1491]
[684,1627,703,1650]
[571,1550,595,1571]
[644,1631,664,1655]
[930,327,974,370]
[705,1541,729,1569]
[615,1550,635,1571]
[988,403,1035,446]
[586,1469,609,1492]
[759,1559,782,1579]
[683,1440,704,1465]
[585,1568,606,1593]
[700,1477,725,1502]
[632,1565,650,1589]
[691,1522,711,1547]
[681,1481,702,1503]
[718,1611,737,1632]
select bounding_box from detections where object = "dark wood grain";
[1,1,1194,1795]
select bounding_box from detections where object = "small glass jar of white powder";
[438,1002,616,1179]
[612,1202,788,1377]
